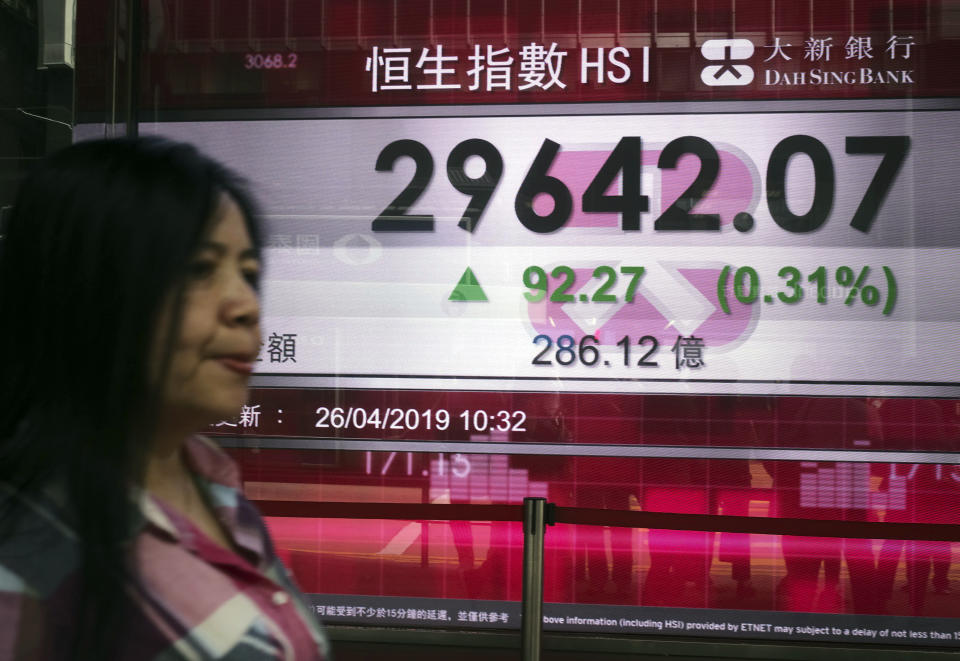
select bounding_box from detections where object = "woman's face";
[155,195,262,427]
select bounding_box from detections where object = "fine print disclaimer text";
[541,609,960,644]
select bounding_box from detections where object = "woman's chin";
[210,401,252,426]
[161,384,252,431]
[186,396,251,430]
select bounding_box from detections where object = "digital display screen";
[140,106,959,398]
[77,0,960,650]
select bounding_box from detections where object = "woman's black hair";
[0,136,261,658]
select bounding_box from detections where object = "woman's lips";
[217,357,255,374]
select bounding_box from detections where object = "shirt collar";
[181,435,243,491]
[136,436,265,564]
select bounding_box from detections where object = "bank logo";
[700,39,754,86]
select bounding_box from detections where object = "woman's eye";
[188,260,217,279]
[243,269,261,288]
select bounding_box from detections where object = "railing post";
[521,497,553,661]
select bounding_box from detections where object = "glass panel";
[101,0,960,651]
[0,1,74,209]
[241,445,960,620]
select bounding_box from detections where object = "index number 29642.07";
[370,135,909,235]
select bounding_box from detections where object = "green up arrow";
[449,267,488,302]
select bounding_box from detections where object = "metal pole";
[521,497,548,661]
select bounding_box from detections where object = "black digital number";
[766,135,834,233]
[372,139,435,231]
[532,335,553,365]
[446,139,504,232]
[582,137,648,231]
[555,335,576,365]
[515,139,573,233]
[654,136,721,231]
[375,134,902,237]
[845,136,910,233]
[637,335,659,366]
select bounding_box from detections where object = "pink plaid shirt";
[0,435,330,660]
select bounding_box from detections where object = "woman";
[0,137,329,659]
